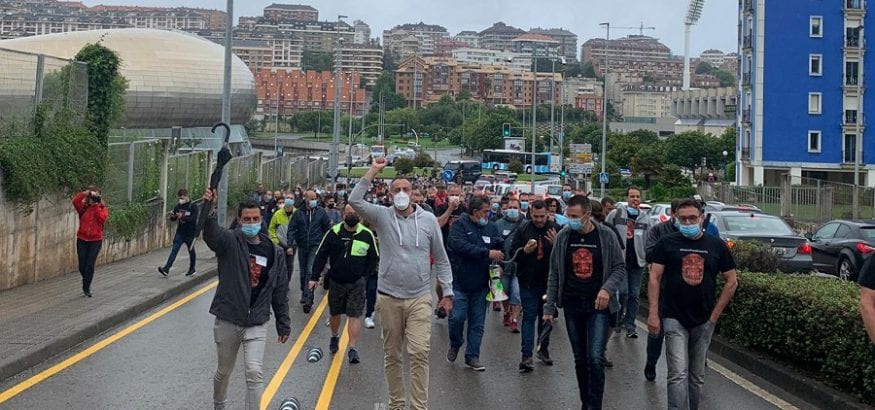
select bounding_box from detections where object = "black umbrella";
[195,122,233,235]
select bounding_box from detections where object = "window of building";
[844,134,857,163]
[810,17,823,37]
[809,54,823,76]
[809,92,822,114]
[808,131,821,153]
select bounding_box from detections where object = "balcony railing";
[741,148,751,160]
[742,109,751,123]
[742,35,752,49]
[742,72,752,86]
[846,75,860,86]
[846,110,858,124]
[847,36,861,47]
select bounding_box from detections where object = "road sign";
[568,164,592,174]
[599,172,609,184]
[569,144,594,168]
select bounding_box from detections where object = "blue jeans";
[448,288,489,361]
[646,314,665,367]
[501,273,521,305]
[664,318,715,410]
[296,245,317,294]
[365,275,378,317]
[163,233,196,273]
[620,266,644,332]
[563,297,611,410]
[519,286,549,357]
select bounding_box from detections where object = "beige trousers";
[376,292,433,410]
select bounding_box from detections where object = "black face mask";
[344,215,360,227]
[328,203,336,209]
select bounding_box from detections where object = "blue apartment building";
[738,0,875,186]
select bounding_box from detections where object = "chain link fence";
[166,151,209,202]
[226,153,261,206]
[104,140,162,203]
[0,48,88,135]
[260,155,294,192]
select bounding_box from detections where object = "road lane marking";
[260,294,328,410]
[0,280,218,405]
[315,318,350,410]
[634,321,799,410]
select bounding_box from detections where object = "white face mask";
[393,191,411,211]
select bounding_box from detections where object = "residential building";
[233,39,275,74]
[0,13,129,38]
[512,33,560,57]
[529,27,578,62]
[338,43,383,86]
[255,68,367,119]
[265,19,354,54]
[620,84,674,121]
[721,52,739,75]
[353,19,370,44]
[454,30,480,48]
[700,49,726,67]
[394,55,561,108]
[737,0,875,186]
[452,47,531,71]
[434,38,470,56]
[263,3,318,23]
[582,35,671,72]
[672,86,737,135]
[382,22,449,58]
[565,76,603,118]
[478,22,525,52]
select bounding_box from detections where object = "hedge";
[642,270,874,403]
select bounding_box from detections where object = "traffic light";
[560,169,567,177]
[502,123,511,137]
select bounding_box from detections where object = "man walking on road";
[544,195,626,410]
[447,197,504,371]
[201,191,291,410]
[309,205,379,364]
[268,198,296,277]
[72,185,109,298]
[348,158,454,410]
[647,199,738,410]
[287,190,331,301]
[495,198,524,332]
[159,188,198,277]
[606,187,646,339]
[510,200,558,372]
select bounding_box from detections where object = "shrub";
[393,158,414,175]
[413,152,433,168]
[508,158,524,174]
[730,240,780,273]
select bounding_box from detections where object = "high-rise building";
[255,69,366,118]
[512,33,560,57]
[452,47,531,71]
[737,0,874,186]
[478,22,525,52]
[672,86,737,135]
[353,19,371,44]
[233,39,275,74]
[262,4,318,23]
[700,49,727,67]
[581,35,672,73]
[529,27,578,62]
[453,30,480,48]
[382,22,449,58]
[338,43,383,86]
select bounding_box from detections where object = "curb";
[638,300,868,409]
[0,268,218,383]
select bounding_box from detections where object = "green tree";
[696,61,716,75]
[75,43,127,147]
[413,152,434,168]
[581,61,597,78]
[664,131,714,171]
[715,70,737,87]
[461,107,518,151]
[385,107,419,133]
[371,72,407,112]
[301,50,333,71]
[394,157,414,175]
[508,158,524,173]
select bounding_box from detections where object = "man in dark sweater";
[310,205,379,364]
[509,200,558,372]
[201,192,291,410]
[288,190,332,301]
[159,188,198,277]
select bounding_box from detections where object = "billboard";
[504,138,526,152]
[568,143,593,174]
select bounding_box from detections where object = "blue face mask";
[554,214,569,226]
[567,218,583,231]
[242,223,260,238]
[627,207,639,216]
[308,200,318,209]
[562,191,572,200]
[521,201,530,210]
[679,223,701,239]
[504,208,520,220]
[491,203,500,212]
[478,217,488,227]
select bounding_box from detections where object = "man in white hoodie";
[348,158,454,410]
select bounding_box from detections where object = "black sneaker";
[465,358,486,371]
[536,349,554,366]
[644,364,656,381]
[446,346,459,363]
[185,270,196,277]
[329,336,340,354]
[158,267,169,277]
[519,356,534,373]
[348,348,360,364]
[626,329,639,339]
[84,291,92,298]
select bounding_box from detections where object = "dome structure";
[0,28,256,128]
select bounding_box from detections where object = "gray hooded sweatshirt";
[349,178,454,299]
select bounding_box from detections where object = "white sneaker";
[365,316,375,329]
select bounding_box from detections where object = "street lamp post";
[599,22,610,198]
[722,150,728,179]
[531,51,538,194]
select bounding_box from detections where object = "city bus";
[481,149,559,174]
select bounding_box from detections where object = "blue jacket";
[287,205,332,248]
[448,214,504,292]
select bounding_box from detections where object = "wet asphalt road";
[0,274,814,410]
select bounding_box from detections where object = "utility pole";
[531,49,538,194]
[217,0,233,226]
[854,25,865,219]
[328,15,347,181]
[599,22,610,198]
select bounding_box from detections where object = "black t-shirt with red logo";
[564,228,604,302]
[247,238,275,307]
[648,232,736,328]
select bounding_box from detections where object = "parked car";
[640,203,672,227]
[443,160,482,184]
[709,211,813,273]
[618,167,632,177]
[704,203,762,213]
[808,220,875,281]
[493,170,518,183]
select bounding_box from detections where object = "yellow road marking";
[261,294,329,410]
[315,318,350,410]
[0,280,218,404]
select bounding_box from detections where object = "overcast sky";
[79,0,738,56]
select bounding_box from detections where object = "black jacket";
[448,214,504,292]
[171,201,198,238]
[509,220,557,290]
[311,222,379,284]
[287,205,332,248]
[203,213,291,336]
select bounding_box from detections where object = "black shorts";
[328,277,366,318]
